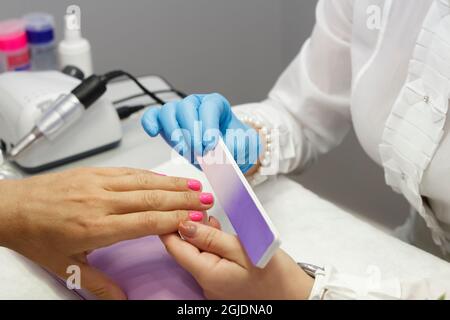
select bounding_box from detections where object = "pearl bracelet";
[238,115,274,186]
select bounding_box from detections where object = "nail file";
[197,138,281,268]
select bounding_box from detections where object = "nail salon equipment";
[24,13,58,71]
[0,70,167,173]
[0,19,30,72]
[58,10,92,76]
[0,150,22,180]
[0,71,120,172]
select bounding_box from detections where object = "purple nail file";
[198,139,281,268]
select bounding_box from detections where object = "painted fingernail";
[199,193,214,205]
[189,211,204,222]
[179,221,197,238]
[187,179,202,191]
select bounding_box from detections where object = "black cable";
[116,104,157,120]
[107,74,187,120]
[70,70,187,120]
[101,70,166,105]
[112,89,186,105]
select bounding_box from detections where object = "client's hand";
[0,167,213,300]
[161,220,314,300]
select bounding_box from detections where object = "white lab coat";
[234,0,450,299]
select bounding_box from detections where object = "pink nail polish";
[189,211,204,222]
[199,193,214,205]
[187,179,202,191]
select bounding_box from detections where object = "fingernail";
[179,221,197,238]
[153,172,166,176]
[199,193,214,205]
[189,211,204,222]
[209,216,218,224]
[148,126,159,137]
[187,179,202,191]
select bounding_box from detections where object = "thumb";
[178,221,249,268]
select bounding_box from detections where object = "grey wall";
[0,0,284,103]
[0,0,409,228]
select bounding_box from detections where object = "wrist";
[237,114,275,185]
[240,121,264,177]
[245,126,264,176]
[0,180,22,248]
[244,162,261,177]
[291,266,315,300]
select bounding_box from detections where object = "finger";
[159,101,189,156]
[51,257,126,300]
[160,233,220,280]
[141,107,161,137]
[73,167,149,177]
[108,190,214,213]
[105,173,203,192]
[102,210,204,243]
[178,221,249,267]
[208,216,222,230]
[199,93,232,153]
[78,263,126,300]
[176,95,203,156]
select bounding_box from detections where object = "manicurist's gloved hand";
[0,167,214,300]
[141,94,261,173]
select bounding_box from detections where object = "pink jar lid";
[0,19,28,51]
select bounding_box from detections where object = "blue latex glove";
[141,93,261,173]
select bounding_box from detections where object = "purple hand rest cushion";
[87,236,204,300]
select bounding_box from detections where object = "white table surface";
[1,76,450,299]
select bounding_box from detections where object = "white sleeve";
[233,0,353,174]
[309,266,450,300]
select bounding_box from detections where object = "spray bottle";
[58,7,93,76]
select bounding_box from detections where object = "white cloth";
[234,0,450,299]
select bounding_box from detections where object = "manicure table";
[1,76,450,299]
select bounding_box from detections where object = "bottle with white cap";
[58,11,93,76]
